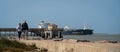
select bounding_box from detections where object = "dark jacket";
[22,23,29,30]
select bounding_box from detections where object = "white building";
[38,21,57,29]
[38,21,50,28]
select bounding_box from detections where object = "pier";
[0,28,63,39]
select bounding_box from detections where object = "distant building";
[64,26,70,30]
[48,24,57,30]
[38,21,50,28]
[38,21,62,38]
[38,21,58,30]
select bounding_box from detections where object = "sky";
[0,0,120,34]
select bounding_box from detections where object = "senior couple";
[16,21,29,40]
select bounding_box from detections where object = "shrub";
[0,38,37,51]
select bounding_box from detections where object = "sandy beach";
[18,39,120,52]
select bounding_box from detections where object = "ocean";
[63,34,120,41]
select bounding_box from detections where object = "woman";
[16,23,22,40]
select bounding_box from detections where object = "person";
[16,23,22,40]
[22,20,29,39]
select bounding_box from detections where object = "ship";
[62,24,93,35]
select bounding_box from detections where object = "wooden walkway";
[0,28,63,31]
[0,28,63,39]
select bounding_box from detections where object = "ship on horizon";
[62,24,93,35]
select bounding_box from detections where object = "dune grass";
[0,38,37,52]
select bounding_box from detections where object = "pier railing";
[0,28,63,39]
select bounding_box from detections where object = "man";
[22,21,29,39]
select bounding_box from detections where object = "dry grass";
[0,38,38,52]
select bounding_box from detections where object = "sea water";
[63,34,120,41]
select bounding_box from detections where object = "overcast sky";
[0,0,120,34]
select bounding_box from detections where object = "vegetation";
[0,38,37,52]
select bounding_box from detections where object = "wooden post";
[30,32,32,37]
[44,31,47,39]
[0,31,1,37]
[58,31,62,38]
[50,31,52,38]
